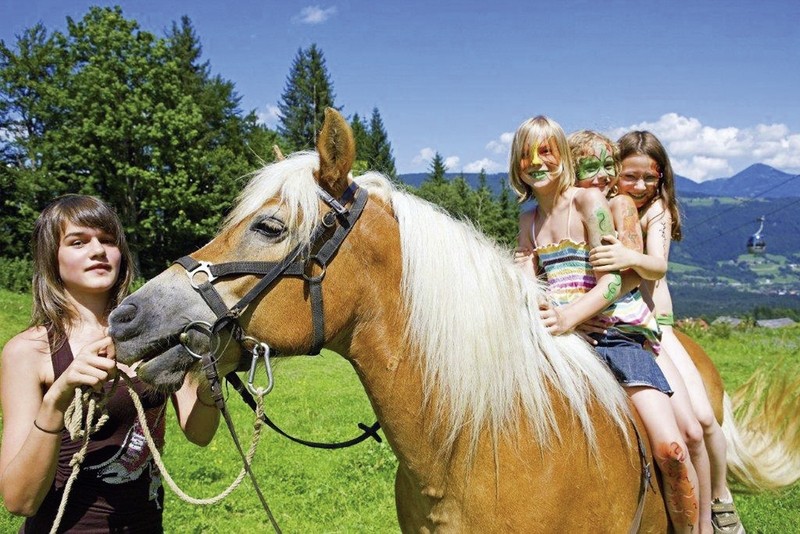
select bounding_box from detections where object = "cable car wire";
[688,195,800,248]
[681,172,800,232]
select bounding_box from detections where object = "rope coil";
[48,373,268,533]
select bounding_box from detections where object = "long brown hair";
[616,131,683,241]
[30,195,134,349]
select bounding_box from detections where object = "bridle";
[174,181,382,442]
[172,181,379,531]
[176,181,365,361]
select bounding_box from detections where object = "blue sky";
[3,1,799,181]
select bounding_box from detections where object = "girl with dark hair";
[0,195,219,533]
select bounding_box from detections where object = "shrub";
[0,258,33,293]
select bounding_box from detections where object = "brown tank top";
[22,329,169,533]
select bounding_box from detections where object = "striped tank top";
[531,201,661,350]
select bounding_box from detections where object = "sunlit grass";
[1,289,798,532]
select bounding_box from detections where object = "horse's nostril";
[109,303,140,341]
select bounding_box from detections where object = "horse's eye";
[252,216,286,240]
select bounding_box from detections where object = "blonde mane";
[226,155,631,455]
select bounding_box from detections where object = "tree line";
[1,6,519,283]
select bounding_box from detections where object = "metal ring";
[186,261,217,289]
[302,255,326,283]
[180,321,220,360]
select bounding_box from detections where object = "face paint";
[576,146,616,182]
[530,139,543,166]
[602,273,622,302]
[524,137,561,182]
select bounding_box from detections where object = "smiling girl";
[588,131,744,534]
[0,195,219,533]
[512,117,699,533]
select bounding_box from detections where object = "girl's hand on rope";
[47,336,118,410]
[589,235,636,272]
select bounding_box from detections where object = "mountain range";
[399,163,800,199]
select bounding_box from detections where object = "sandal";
[711,499,746,534]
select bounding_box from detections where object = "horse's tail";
[722,363,800,491]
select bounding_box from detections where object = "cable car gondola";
[746,216,766,254]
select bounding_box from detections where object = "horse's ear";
[316,108,355,192]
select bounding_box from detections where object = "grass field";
[1,288,798,532]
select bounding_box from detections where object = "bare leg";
[661,328,745,533]
[656,347,712,533]
[661,327,731,500]
[629,386,699,533]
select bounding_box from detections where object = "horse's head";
[109,108,399,390]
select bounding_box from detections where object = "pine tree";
[277,44,337,150]
[0,7,277,276]
[427,152,447,184]
[366,107,396,179]
[350,113,369,175]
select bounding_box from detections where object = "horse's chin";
[134,345,196,391]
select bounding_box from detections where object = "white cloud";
[486,132,513,154]
[672,156,732,182]
[607,113,800,181]
[412,147,436,166]
[762,133,800,169]
[464,158,505,173]
[256,105,281,128]
[294,6,337,24]
[444,156,460,170]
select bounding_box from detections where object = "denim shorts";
[590,329,673,395]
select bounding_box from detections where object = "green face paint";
[602,273,622,301]
[527,169,549,181]
[576,147,616,182]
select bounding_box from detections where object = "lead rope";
[49,382,115,534]
[119,373,270,507]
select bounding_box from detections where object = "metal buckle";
[187,261,217,289]
[244,340,274,396]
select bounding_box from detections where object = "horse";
[109,109,799,532]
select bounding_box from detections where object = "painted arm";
[542,189,624,335]
[0,332,116,516]
[171,373,221,447]
[589,195,667,280]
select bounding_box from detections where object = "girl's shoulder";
[641,197,670,224]
[1,326,50,373]
[3,326,50,363]
[609,194,637,210]
[572,186,608,213]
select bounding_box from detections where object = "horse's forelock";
[223,152,323,246]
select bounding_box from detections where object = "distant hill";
[400,163,800,199]
[677,164,800,198]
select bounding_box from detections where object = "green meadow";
[1,288,798,532]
